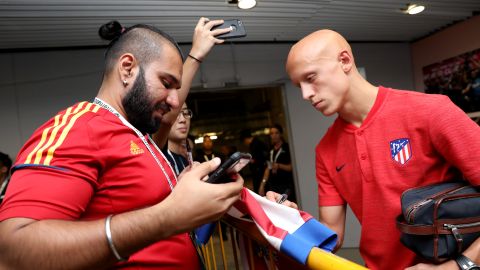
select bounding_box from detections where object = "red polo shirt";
[316,87,480,269]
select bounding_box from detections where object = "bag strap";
[396,216,480,235]
[396,216,436,235]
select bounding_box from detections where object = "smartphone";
[211,19,247,39]
[206,152,252,184]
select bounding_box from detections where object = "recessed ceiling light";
[403,3,425,15]
[238,0,257,9]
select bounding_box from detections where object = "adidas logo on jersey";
[130,141,145,155]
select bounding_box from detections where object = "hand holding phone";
[206,152,251,184]
[211,19,247,39]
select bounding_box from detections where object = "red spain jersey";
[0,101,199,269]
[316,87,480,270]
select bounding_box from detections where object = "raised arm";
[0,159,243,270]
[153,17,231,148]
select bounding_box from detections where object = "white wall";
[0,42,413,247]
[0,49,104,156]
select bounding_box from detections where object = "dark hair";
[0,152,12,174]
[271,123,283,134]
[239,129,252,141]
[98,20,123,41]
[98,20,184,73]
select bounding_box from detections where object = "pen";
[277,189,290,204]
[185,139,193,166]
[277,193,288,204]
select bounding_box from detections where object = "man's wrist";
[456,254,480,270]
[187,54,202,63]
[105,215,129,262]
[188,49,206,61]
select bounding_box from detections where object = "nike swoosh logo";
[336,164,346,172]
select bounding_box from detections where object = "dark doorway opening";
[186,85,290,191]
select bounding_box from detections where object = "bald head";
[285,29,378,120]
[286,29,354,74]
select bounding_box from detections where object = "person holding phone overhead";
[259,124,296,203]
[0,18,244,270]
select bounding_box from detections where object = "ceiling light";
[238,0,256,9]
[403,4,425,15]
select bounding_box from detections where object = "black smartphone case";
[212,19,247,39]
[206,152,251,184]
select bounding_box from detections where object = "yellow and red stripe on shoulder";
[19,102,101,168]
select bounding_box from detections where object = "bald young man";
[286,30,480,270]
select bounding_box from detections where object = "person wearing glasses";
[154,103,193,176]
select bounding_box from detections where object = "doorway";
[186,85,291,191]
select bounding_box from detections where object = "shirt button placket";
[355,129,372,182]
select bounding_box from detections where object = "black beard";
[122,67,160,134]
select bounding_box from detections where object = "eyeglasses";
[178,108,193,119]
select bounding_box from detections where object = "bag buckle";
[444,224,464,253]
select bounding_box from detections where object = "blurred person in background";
[240,129,268,194]
[0,152,12,202]
[259,124,296,202]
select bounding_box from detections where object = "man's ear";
[118,53,137,84]
[338,50,353,73]
[1,166,7,174]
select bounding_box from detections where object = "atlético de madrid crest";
[390,138,412,165]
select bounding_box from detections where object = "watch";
[456,255,480,270]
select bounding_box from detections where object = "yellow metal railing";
[198,215,368,270]
[307,248,368,270]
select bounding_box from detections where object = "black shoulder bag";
[396,180,480,263]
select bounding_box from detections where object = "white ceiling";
[1,0,479,50]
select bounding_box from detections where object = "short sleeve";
[0,167,95,220]
[0,103,102,221]
[428,96,480,184]
[316,145,346,206]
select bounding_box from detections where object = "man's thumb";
[195,157,221,179]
